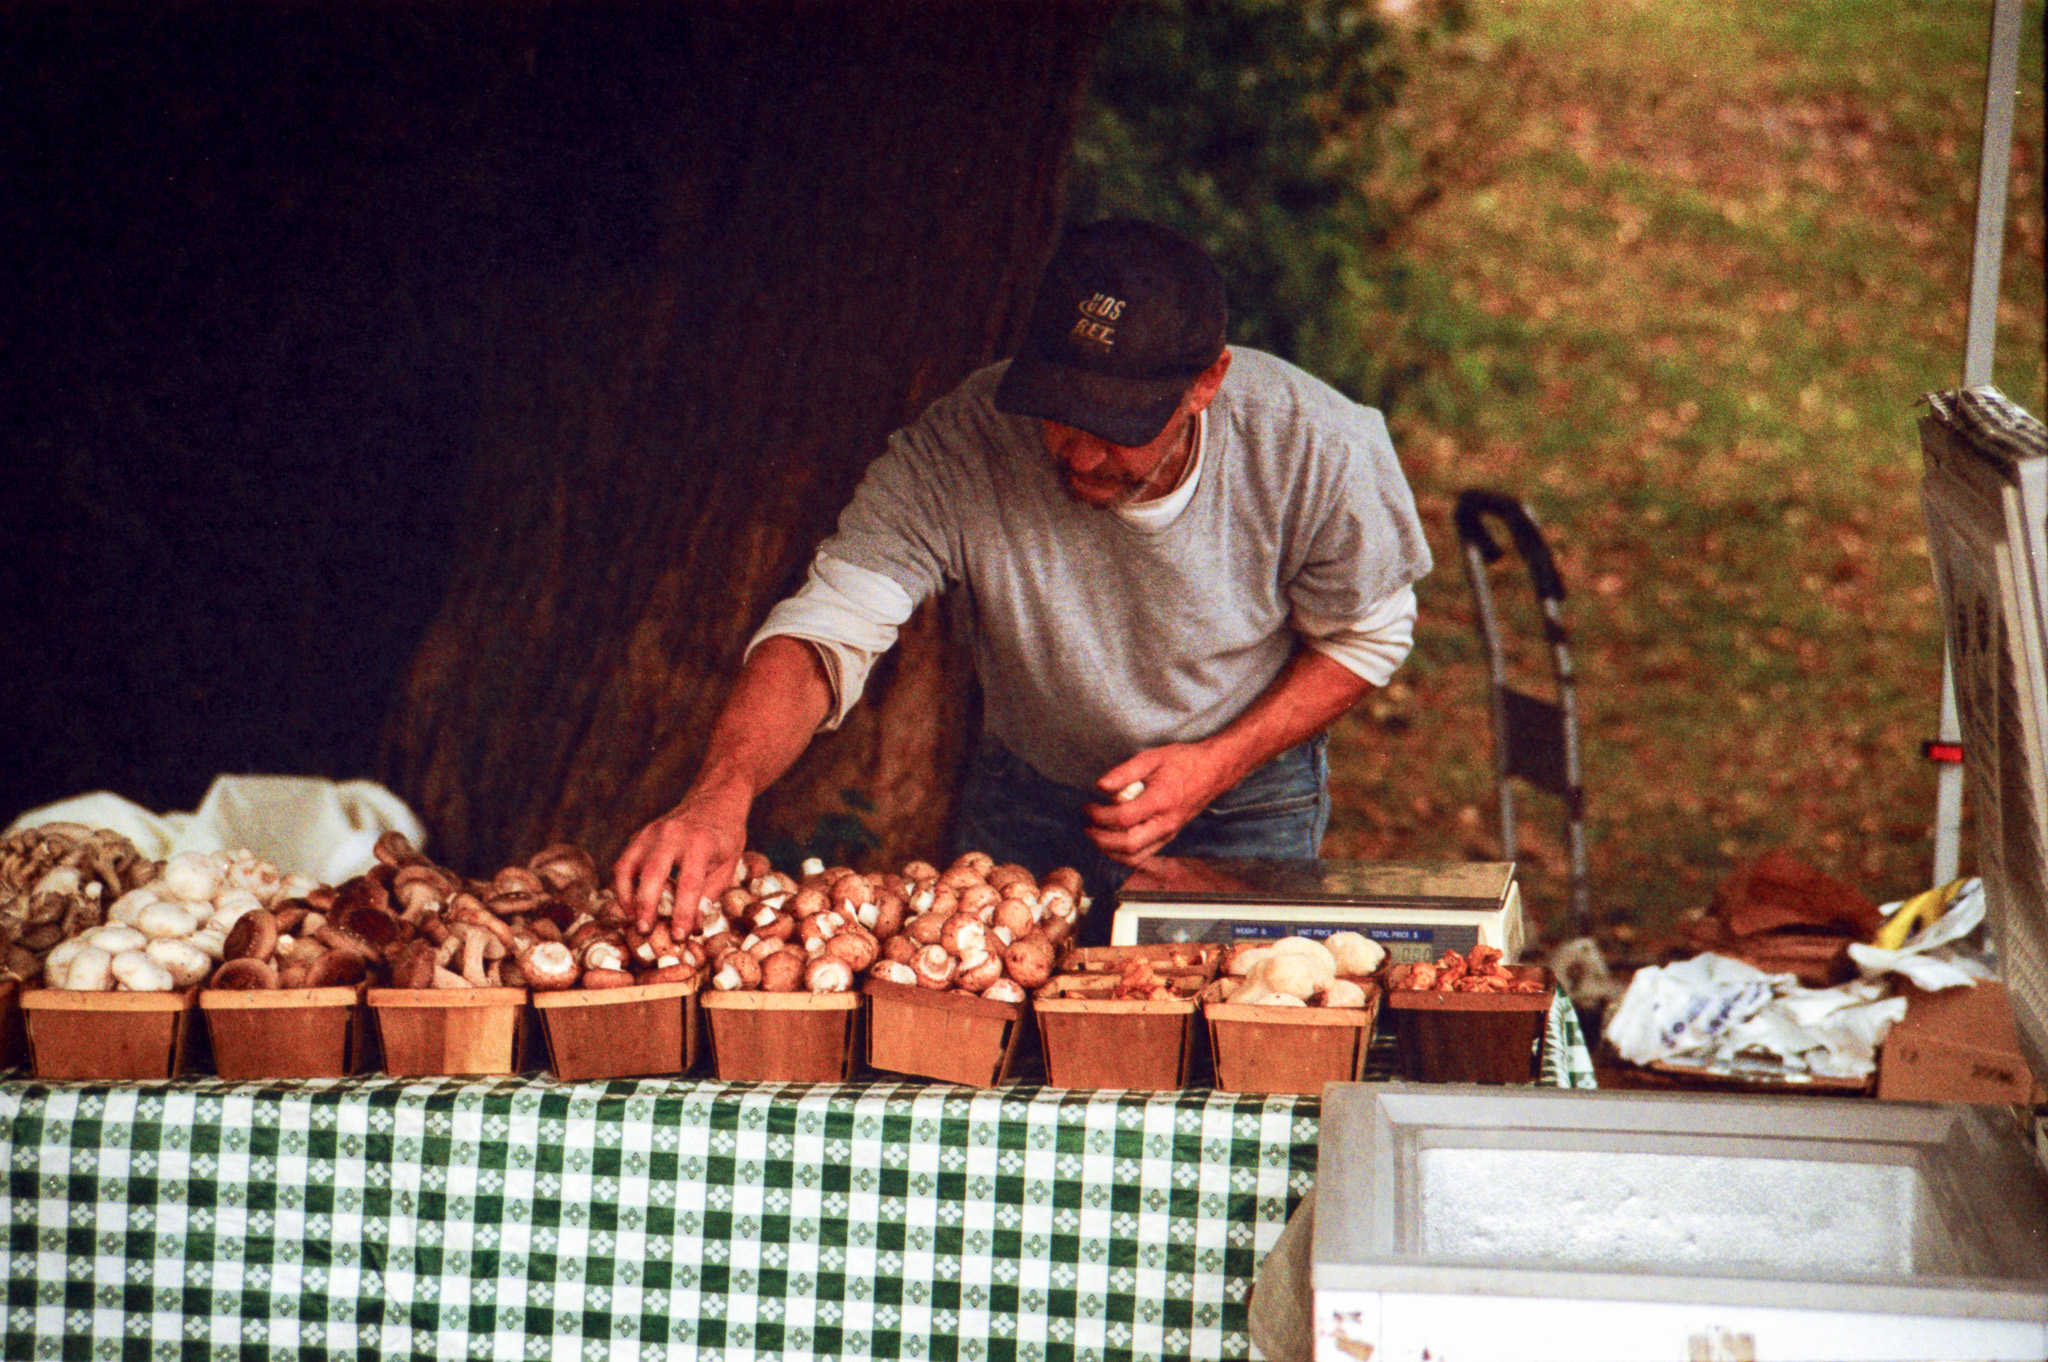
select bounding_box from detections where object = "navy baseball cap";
[994,219,1228,447]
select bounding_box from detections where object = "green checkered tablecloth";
[0,1078,1318,1362]
[0,1000,1592,1362]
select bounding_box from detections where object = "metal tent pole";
[1931,0,2025,885]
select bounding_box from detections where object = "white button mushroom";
[58,945,114,991]
[86,924,151,955]
[110,949,176,992]
[160,851,225,902]
[136,901,202,940]
[145,938,213,989]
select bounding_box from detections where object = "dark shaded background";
[0,4,681,824]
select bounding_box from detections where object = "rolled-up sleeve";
[1292,585,1416,686]
[747,553,919,731]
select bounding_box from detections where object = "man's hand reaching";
[611,783,751,937]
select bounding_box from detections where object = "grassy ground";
[1320,0,2046,960]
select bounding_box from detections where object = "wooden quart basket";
[699,990,862,1082]
[201,985,374,1080]
[21,988,204,1081]
[1387,965,1553,1085]
[1202,979,1381,1096]
[1034,974,1207,1090]
[367,987,530,1077]
[864,978,1027,1087]
[534,979,702,1082]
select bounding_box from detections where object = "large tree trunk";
[383,2,1114,875]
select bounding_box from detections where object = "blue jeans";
[951,735,1331,947]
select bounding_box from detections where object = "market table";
[0,1003,1591,1362]
[2,1076,1316,1362]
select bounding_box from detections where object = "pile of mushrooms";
[692,849,1086,1004]
[0,823,161,980]
[207,832,658,993]
[42,845,318,992]
[1212,933,1385,1009]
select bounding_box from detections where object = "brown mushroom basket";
[366,987,530,1077]
[1200,978,1382,1096]
[1032,945,1222,1090]
[864,977,1029,1087]
[1387,965,1554,1084]
[21,987,205,1081]
[699,989,864,1083]
[533,978,702,1082]
[200,984,376,1079]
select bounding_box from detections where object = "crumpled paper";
[1605,952,1907,1081]
[1847,877,1991,990]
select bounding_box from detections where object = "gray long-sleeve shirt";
[756,347,1432,788]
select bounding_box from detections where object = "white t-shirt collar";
[1114,408,1205,530]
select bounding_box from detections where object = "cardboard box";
[1878,980,2046,1106]
[699,990,862,1082]
[21,988,204,1080]
[534,979,701,1081]
[201,985,374,1079]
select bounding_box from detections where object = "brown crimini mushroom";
[223,909,280,963]
[1002,934,1055,989]
[911,944,957,990]
[938,914,986,958]
[759,948,805,993]
[821,926,878,973]
[738,850,773,883]
[270,900,311,933]
[805,956,854,993]
[373,830,426,868]
[520,940,578,991]
[711,951,762,991]
[642,962,697,987]
[880,934,919,966]
[790,886,831,918]
[751,907,797,943]
[1042,866,1084,898]
[955,948,1004,993]
[987,863,1037,895]
[581,967,637,990]
[952,850,995,876]
[982,977,1027,1005]
[992,899,1037,941]
[797,912,841,950]
[937,865,985,893]
[388,941,439,990]
[278,962,312,990]
[957,882,1000,917]
[905,912,948,947]
[528,843,598,893]
[869,892,908,940]
[900,860,940,883]
[871,959,918,987]
[210,957,279,990]
[305,951,368,989]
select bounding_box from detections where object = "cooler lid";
[1118,856,1515,910]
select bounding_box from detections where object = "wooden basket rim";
[864,976,1023,1020]
[366,987,529,1008]
[1203,1000,1377,1028]
[700,989,862,1012]
[200,986,363,1011]
[532,979,700,1010]
[21,988,196,1014]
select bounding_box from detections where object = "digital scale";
[1110,856,1525,963]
